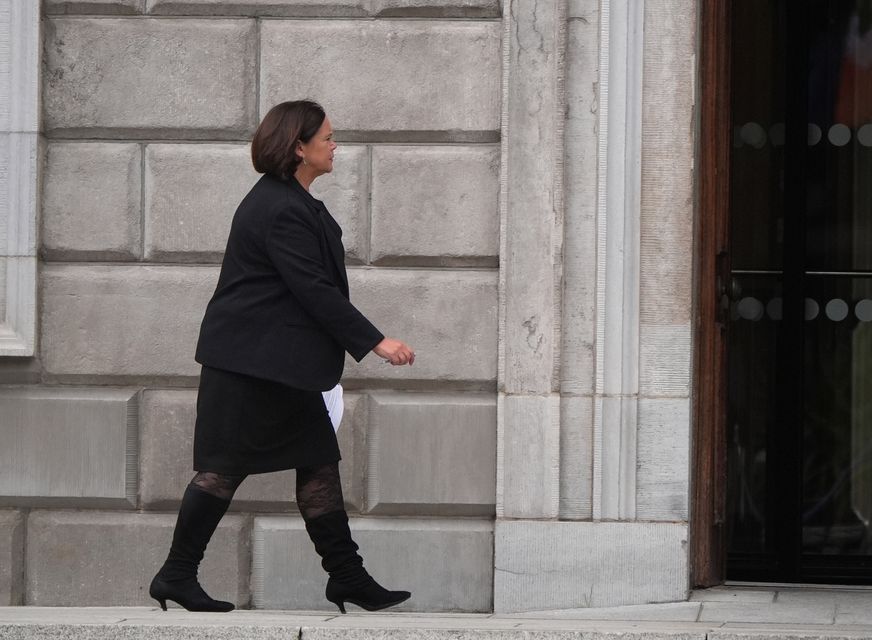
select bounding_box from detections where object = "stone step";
[1,607,871,640]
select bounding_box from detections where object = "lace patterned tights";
[188,463,343,520]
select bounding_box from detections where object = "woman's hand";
[373,338,415,366]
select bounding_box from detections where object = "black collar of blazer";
[286,175,349,295]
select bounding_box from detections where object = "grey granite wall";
[0,0,701,613]
[0,0,501,611]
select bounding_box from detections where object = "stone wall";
[0,0,702,613]
[492,0,697,611]
[0,0,501,611]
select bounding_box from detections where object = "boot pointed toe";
[149,575,235,613]
[326,577,410,613]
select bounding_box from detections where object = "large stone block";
[0,132,39,356]
[559,395,593,519]
[833,591,872,624]
[501,235,562,394]
[253,516,492,611]
[500,0,563,396]
[494,520,689,612]
[139,389,366,510]
[638,15,694,393]
[144,144,367,263]
[260,21,500,138]
[41,265,497,383]
[370,146,499,265]
[0,511,24,605]
[636,398,690,521]
[639,1,696,329]
[26,510,248,606]
[1,1,39,134]
[144,144,259,261]
[343,268,497,384]
[561,15,600,397]
[41,265,218,379]
[44,18,257,138]
[310,144,369,263]
[639,324,692,397]
[0,356,41,385]
[592,395,639,521]
[568,0,596,19]
[42,142,141,261]
[1,132,38,257]
[496,394,560,519]
[0,256,37,358]
[0,258,6,319]
[0,387,138,507]
[147,0,369,16]
[366,392,496,515]
[45,0,144,13]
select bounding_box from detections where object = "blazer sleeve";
[266,203,384,362]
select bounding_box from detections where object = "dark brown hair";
[251,100,326,179]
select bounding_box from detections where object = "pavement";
[2,585,872,639]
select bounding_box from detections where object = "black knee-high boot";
[304,510,410,613]
[149,486,235,612]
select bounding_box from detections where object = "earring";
[302,157,308,166]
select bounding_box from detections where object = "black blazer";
[195,173,384,391]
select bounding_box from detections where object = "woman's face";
[297,117,337,175]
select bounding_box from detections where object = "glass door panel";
[802,276,872,576]
[727,0,872,583]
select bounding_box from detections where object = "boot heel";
[329,599,347,614]
[155,598,167,611]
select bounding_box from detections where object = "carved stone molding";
[591,0,645,521]
[496,0,567,519]
[0,0,39,356]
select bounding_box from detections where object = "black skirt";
[193,366,341,475]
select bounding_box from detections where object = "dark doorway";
[725,0,872,583]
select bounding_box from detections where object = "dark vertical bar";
[776,0,809,582]
[691,0,731,587]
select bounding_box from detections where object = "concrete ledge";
[0,624,303,639]
[1,605,872,640]
[300,630,703,640]
[0,623,707,640]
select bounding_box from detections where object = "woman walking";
[149,100,415,614]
